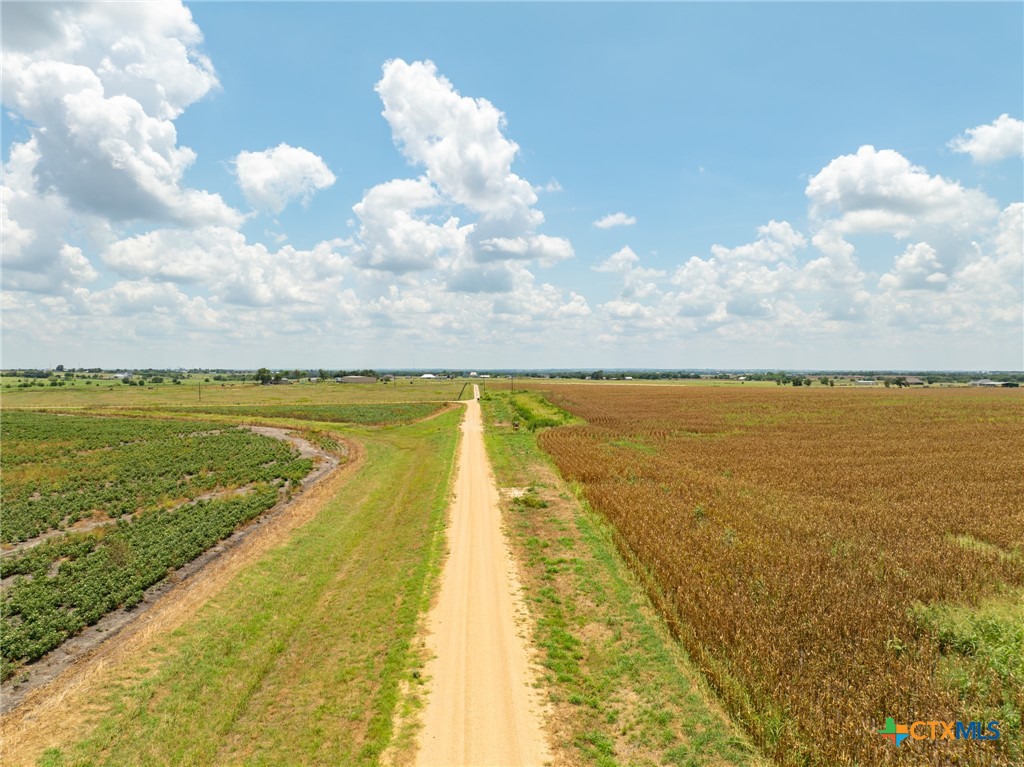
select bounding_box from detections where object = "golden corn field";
[532,384,1023,767]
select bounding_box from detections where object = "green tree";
[256,367,272,384]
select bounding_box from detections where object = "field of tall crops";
[533,384,1023,767]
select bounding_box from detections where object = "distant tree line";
[4,367,1022,386]
[254,368,381,384]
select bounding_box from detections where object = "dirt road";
[415,386,551,766]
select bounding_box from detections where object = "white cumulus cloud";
[593,212,637,229]
[1,2,239,228]
[878,242,949,291]
[948,114,1024,163]
[672,221,806,320]
[595,246,665,300]
[234,144,336,215]
[102,226,352,309]
[3,33,594,365]
[594,245,641,273]
[352,177,470,274]
[1,138,107,294]
[535,179,563,193]
[806,145,997,236]
[352,59,573,287]
[804,144,1001,290]
[375,59,539,226]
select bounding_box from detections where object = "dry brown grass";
[532,384,1023,767]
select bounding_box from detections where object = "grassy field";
[148,403,450,425]
[0,378,472,409]
[9,407,462,767]
[480,391,766,767]
[528,383,1023,767]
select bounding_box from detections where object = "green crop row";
[1,411,310,543]
[1,487,281,679]
[0,411,315,680]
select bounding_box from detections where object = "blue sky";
[3,1,1022,370]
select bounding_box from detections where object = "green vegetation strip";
[37,408,461,767]
[1,411,315,680]
[911,594,1024,746]
[505,391,578,430]
[2,489,281,680]
[1,411,311,543]
[480,393,763,767]
[154,402,447,425]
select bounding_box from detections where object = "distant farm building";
[338,375,377,384]
[469,372,479,377]
[903,376,926,385]
[420,373,437,379]
[969,379,1015,387]
[855,379,877,386]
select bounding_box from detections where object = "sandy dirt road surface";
[415,385,551,767]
